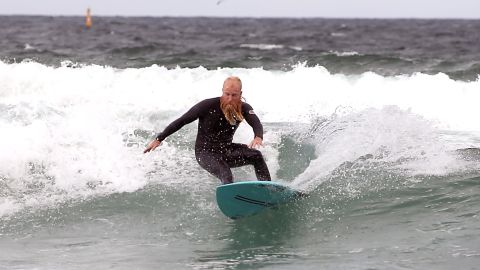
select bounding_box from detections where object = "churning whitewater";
[1,62,479,216]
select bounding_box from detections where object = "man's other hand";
[248,137,263,149]
[144,139,161,153]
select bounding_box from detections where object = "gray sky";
[1,0,479,18]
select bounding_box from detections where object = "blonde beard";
[220,99,244,125]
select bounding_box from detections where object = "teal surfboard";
[216,181,301,219]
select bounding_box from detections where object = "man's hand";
[144,139,161,153]
[248,136,263,149]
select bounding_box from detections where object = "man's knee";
[251,150,268,166]
[196,154,232,183]
[244,148,264,160]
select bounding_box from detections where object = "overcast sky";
[1,0,479,18]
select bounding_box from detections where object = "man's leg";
[225,144,272,181]
[195,151,233,184]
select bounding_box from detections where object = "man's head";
[220,76,244,125]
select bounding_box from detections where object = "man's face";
[221,81,242,105]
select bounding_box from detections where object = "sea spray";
[1,61,479,217]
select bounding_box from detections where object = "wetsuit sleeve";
[155,101,203,141]
[243,103,264,140]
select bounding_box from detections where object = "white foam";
[291,106,468,189]
[2,61,479,131]
[1,61,479,216]
[240,43,284,50]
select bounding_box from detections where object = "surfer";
[144,76,271,184]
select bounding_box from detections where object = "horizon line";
[0,13,479,20]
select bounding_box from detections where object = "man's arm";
[243,103,264,149]
[144,101,202,153]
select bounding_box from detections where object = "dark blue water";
[1,16,480,80]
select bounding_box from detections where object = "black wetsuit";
[155,97,271,184]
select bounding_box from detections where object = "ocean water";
[1,16,480,269]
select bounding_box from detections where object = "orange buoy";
[85,8,92,29]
